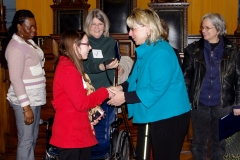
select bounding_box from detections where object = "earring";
[18,33,23,38]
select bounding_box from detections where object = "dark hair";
[54,30,88,81]
[0,10,35,69]
[160,18,169,42]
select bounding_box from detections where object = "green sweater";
[83,35,116,89]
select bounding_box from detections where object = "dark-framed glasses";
[91,23,104,27]
[79,42,90,46]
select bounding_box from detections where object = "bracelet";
[22,108,31,113]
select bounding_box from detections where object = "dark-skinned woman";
[3,10,46,160]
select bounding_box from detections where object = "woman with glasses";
[107,8,191,160]
[83,8,119,89]
[50,30,112,160]
[83,9,120,158]
[182,13,240,160]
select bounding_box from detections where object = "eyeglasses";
[200,26,215,31]
[129,25,144,31]
[79,42,90,46]
[91,23,104,27]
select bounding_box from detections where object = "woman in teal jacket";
[108,8,191,160]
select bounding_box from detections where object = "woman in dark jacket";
[182,13,240,160]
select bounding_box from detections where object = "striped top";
[6,34,46,107]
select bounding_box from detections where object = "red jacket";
[50,56,108,148]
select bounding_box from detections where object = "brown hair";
[160,18,169,42]
[54,30,88,81]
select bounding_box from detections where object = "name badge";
[92,49,103,58]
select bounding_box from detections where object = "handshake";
[106,85,125,107]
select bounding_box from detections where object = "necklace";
[16,33,37,49]
[25,40,37,49]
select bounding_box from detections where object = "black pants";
[58,147,91,160]
[191,104,232,160]
[135,111,190,160]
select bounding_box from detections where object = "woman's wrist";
[116,85,123,91]
[22,106,31,113]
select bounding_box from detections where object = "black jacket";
[182,37,240,109]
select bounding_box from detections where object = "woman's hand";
[118,66,125,77]
[107,91,125,106]
[23,105,34,125]
[99,59,119,71]
[107,85,123,99]
[105,59,119,70]
[108,85,123,92]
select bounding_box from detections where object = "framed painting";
[55,10,84,34]
[51,0,90,34]
[148,2,190,52]
[96,0,137,33]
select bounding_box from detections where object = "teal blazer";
[127,39,191,123]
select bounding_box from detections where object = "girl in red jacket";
[50,30,111,160]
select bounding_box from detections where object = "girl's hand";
[107,88,115,99]
[107,91,125,106]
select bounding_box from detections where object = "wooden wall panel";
[187,0,238,34]
[88,0,96,10]
[16,0,54,36]
[0,67,10,153]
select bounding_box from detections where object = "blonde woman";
[108,8,191,160]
